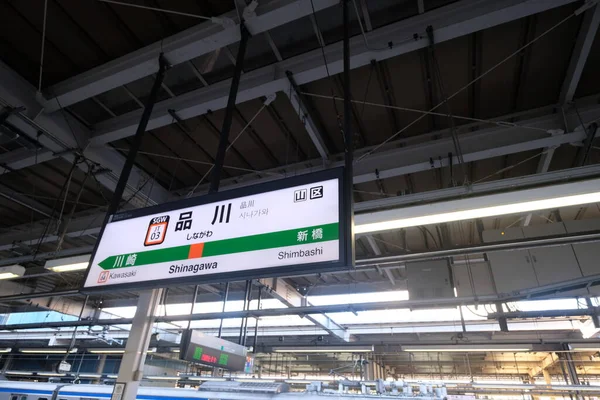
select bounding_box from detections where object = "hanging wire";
[309,0,345,139]
[473,149,548,184]
[144,163,160,208]
[33,157,80,256]
[96,0,215,20]
[55,168,92,252]
[38,0,49,92]
[428,32,467,183]
[109,148,278,176]
[356,11,578,163]
[186,103,268,197]
[300,92,550,133]
[359,63,374,119]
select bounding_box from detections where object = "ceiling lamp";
[0,265,25,280]
[185,377,226,381]
[44,254,91,273]
[568,342,600,351]
[272,345,374,353]
[0,348,12,353]
[472,383,536,390]
[146,376,180,381]
[355,179,600,234]
[401,344,532,352]
[19,348,78,354]
[87,348,156,354]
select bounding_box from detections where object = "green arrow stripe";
[98,223,338,270]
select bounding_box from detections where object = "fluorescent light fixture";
[552,385,600,392]
[106,375,118,379]
[235,379,276,383]
[44,254,91,273]
[273,345,374,353]
[88,347,156,354]
[0,348,12,353]
[38,372,66,377]
[5,371,33,375]
[473,383,536,390]
[20,348,78,354]
[401,344,532,352]
[355,180,600,234]
[146,376,180,380]
[405,378,471,384]
[568,343,600,351]
[0,265,25,280]
[186,377,226,381]
[78,374,102,378]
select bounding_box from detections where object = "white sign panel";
[83,170,345,291]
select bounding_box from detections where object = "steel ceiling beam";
[41,0,341,112]
[0,61,170,208]
[2,271,598,330]
[0,280,96,319]
[0,120,598,253]
[0,183,53,218]
[365,236,396,285]
[523,132,559,226]
[88,0,579,147]
[0,148,56,174]
[177,97,600,196]
[259,277,354,342]
[0,212,104,252]
[355,163,600,212]
[559,3,600,104]
[285,72,331,159]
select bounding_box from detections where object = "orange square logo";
[145,215,170,246]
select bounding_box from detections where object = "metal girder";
[88,0,579,147]
[0,148,56,174]
[2,123,599,252]
[41,0,341,112]
[559,3,600,104]
[3,278,596,330]
[259,277,355,342]
[284,78,330,160]
[355,164,600,212]
[365,236,396,285]
[522,131,560,225]
[175,97,600,196]
[0,61,169,208]
[0,183,53,218]
[529,352,559,377]
[0,280,96,319]
[0,211,103,252]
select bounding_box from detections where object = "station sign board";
[82,168,348,292]
[179,330,250,371]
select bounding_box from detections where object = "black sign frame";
[81,168,349,293]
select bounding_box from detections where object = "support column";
[94,354,107,383]
[364,359,374,381]
[543,370,555,400]
[115,289,163,400]
[342,0,355,269]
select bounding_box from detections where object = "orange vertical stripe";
[188,243,204,259]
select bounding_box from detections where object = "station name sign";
[82,169,348,291]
